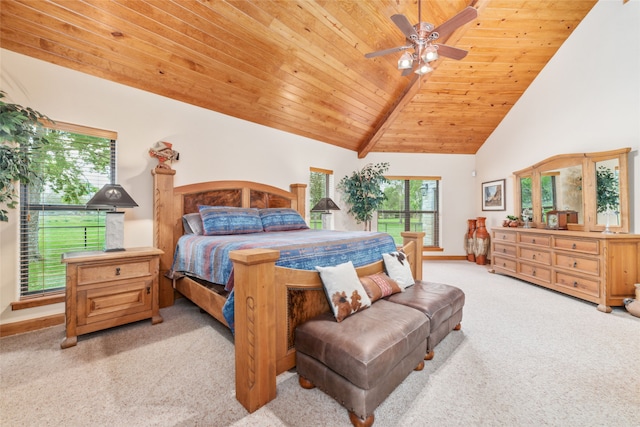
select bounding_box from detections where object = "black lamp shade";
[311,197,340,212]
[87,184,138,208]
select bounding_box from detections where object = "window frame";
[377,176,441,248]
[17,121,117,302]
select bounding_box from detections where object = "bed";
[151,168,424,413]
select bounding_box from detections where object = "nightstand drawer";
[77,279,152,326]
[77,259,153,285]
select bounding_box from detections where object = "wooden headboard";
[151,168,307,307]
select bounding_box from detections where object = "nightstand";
[60,247,164,349]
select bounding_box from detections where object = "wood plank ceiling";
[0,0,597,157]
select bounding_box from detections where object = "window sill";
[11,293,65,310]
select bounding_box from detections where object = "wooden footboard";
[229,231,424,413]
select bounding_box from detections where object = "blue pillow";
[198,206,263,235]
[259,208,309,232]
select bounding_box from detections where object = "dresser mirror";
[513,148,630,233]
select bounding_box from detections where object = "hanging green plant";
[0,91,53,222]
[338,162,389,231]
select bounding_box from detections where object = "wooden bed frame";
[152,168,424,413]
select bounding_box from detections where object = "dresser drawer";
[553,237,599,255]
[518,262,551,283]
[519,247,551,265]
[493,230,516,243]
[554,253,599,276]
[518,234,550,247]
[77,259,153,286]
[493,255,517,273]
[493,243,516,257]
[555,272,599,297]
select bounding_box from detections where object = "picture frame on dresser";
[482,179,506,211]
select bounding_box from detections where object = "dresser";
[61,247,164,348]
[491,228,640,312]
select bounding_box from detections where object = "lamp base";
[105,211,125,252]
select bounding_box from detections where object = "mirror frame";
[513,147,630,233]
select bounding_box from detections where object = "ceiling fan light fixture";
[422,45,439,62]
[397,51,413,69]
[415,63,433,75]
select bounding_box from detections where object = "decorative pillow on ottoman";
[316,261,372,322]
[382,251,415,289]
[359,273,402,302]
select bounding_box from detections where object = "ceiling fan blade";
[365,45,412,58]
[431,6,478,41]
[435,44,469,60]
[391,14,419,40]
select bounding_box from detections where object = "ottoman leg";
[299,375,316,389]
[424,350,435,360]
[348,411,374,427]
[454,323,462,331]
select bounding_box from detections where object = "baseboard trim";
[0,314,65,338]
[423,255,467,261]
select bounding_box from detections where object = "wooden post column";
[401,231,425,281]
[151,167,176,307]
[229,248,281,413]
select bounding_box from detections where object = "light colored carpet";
[1,261,638,426]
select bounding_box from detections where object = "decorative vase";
[465,219,476,262]
[474,217,490,265]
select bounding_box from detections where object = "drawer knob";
[503,248,506,253]
[573,261,577,268]
[146,287,151,295]
[532,239,536,243]
[532,270,536,276]
[573,281,578,287]
[532,254,536,260]
[115,267,121,276]
[572,243,577,249]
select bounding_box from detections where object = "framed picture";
[482,179,506,211]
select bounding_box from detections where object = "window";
[19,122,116,298]
[377,177,440,247]
[309,167,333,230]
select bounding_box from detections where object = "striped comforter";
[169,229,398,331]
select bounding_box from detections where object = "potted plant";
[505,215,520,227]
[0,91,53,222]
[338,162,389,231]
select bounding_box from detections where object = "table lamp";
[86,183,138,251]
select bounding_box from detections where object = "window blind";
[19,122,116,298]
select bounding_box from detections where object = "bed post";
[229,248,281,413]
[401,232,424,281]
[289,183,306,217]
[152,167,177,307]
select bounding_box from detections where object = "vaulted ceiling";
[0,0,597,157]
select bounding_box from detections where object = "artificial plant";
[337,162,389,231]
[0,91,53,222]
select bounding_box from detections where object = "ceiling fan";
[365,2,478,76]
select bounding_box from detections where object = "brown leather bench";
[295,299,429,427]
[295,281,465,427]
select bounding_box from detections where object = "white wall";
[0,50,474,325]
[475,0,640,232]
